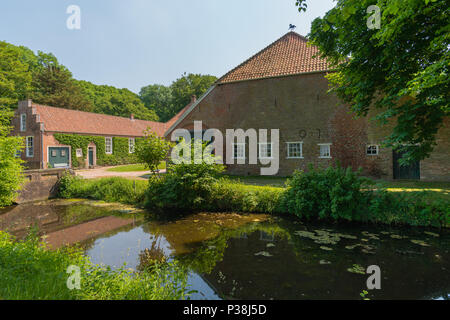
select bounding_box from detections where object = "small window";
[51,150,57,157]
[76,148,83,157]
[105,137,113,154]
[259,143,272,159]
[61,149,66,157]
[319,143,331,158]
[15,150,21,158]
[287,142,303,158]
[20,114,26,131]
[232,143,245,159]
[366,145,379,156]
[26,136,34,157]
[129,138,135,153]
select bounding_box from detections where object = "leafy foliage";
[54,133,144,168]
[0,107,24,207]
[135,129,173,176]
[139,73,217,122]
[281,164,372,221]
[0,41,32,108]
[145,161,225,213]
[58,175,148,205]
[139,84,173,122]
[305,0,449,162]
[0,41,158,120]
[0,231,189,300]
[77,80,159,121]
[30,52,92,112]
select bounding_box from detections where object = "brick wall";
[169,73,450,180]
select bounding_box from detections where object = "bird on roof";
[289,24,296,31]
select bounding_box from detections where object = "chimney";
[130,113,134,121]
[191,95,197,104]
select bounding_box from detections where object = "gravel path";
[75,166,166,180]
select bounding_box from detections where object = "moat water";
[1,199,449,300]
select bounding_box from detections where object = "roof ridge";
[216,31,310,84]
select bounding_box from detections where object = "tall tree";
[78,80,159,121]
[139,84,173,122]
[0,41,32,109]
[140,73,217,122]
[298,0,449,162]
[30,52,92,111]
[170,73,217,117]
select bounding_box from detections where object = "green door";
[88,147,94,166]
[393,150,420,180]
[49,147,70,168]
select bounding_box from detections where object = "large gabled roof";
[217,31,332,84]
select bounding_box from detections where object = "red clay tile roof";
[33,104,167,137]
[217,32,332,84]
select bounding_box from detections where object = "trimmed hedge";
[54,133,144,168]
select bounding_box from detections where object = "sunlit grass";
[107,162,166,172]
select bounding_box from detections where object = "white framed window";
[76,148,83,157]
[258,143,272,159]
[26,136,34,157]
[129,138,135,153]
[105,137,113,154]
[318,143,331,158]
[287,142,303,159]
[20,114,26,131]
[232,143,245,159]
[366,145,379,156]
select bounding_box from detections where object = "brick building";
[165,32,450,181]
[11,99,191,169]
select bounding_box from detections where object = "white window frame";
[76,148,83,157]
[318,143,332,159]
[105,137,113,154]
[20,114,26,132]
[129,138,135,154]
[232,143,246,160]
[286,142,303,159]
[366,145,379,156]
[258,142,273,159]
[26,136,34,158]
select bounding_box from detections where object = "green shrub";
[145,162,225,212]
[58,175,147,205]
[0,231,189,300]
[280,164,373,221]
[207,180,284,214]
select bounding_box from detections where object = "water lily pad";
[390,234,407,239]
[410,239,430,247]
[347,264,365,275]
[320,246,333,251]
[319,260,331,265]
[254,251,273,257]
[424,231,439,237]
[266,243,275,248]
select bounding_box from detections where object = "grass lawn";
[223,175,450,201]
[107,162,166,172]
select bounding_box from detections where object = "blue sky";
[0,0,336,93]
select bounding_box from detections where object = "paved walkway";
[75,166,166,180]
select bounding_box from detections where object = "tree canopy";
[0,41,158,121]
[298,0,449,162]
[139,73,217,122]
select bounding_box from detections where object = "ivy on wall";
[54,133,143,168]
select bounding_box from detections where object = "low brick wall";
[16,168,74,204]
